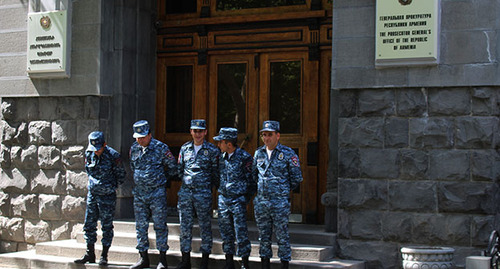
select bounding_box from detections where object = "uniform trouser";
[134,187,169,252]
[218,195,251,257]
[178,188,212,254]
[254,196,291,261]
[83,192,116,247]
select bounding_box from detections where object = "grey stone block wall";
[336,87,500,268]
[0,96,117,252]
[0,0,157,252]
[331,0,500,268]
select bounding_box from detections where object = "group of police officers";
[75,119,303,269]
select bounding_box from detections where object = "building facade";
[330,0,500,268]
[0,0,498,268]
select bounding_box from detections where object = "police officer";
[129,120,177,269]
[75,131,126,266]
[214,128,255,269]
[176,119,219,269]
[253,121,303,269]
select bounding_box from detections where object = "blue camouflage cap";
[213,127,238,141]
[190,119,206,130]
[260,120,280,132]
[133,120,150,138]
[87,131,105,151]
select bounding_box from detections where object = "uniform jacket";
[178,140,219,190]
[252,143,303,198]
[129,138,177,191]
[85,146,126,195]
[218,147,255,199]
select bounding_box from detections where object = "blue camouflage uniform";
[214,128,255,258]
[129,120,177,252]
[253,121,303,262]
[83,131,126,248]
[177,120,219,254]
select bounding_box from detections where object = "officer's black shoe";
[223,254,234,269]
[99,245,110,266]
[74,244,96,264]
[130,251,150,269]
[281,260,289,269]
[156,251,168,269]
[175,252,191,269]
[199,253,209,269]
[261,258,270,269]
[241,256,250,269]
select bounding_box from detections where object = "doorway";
[156,49,328,223]
[154,0,331,224]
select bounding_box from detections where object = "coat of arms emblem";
[40,16,51,29]
[399,0,412,5]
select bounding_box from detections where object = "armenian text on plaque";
[27,10,70,78]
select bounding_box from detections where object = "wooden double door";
[156,49,329,224]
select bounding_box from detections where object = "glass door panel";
[217,63,247,133]
[208,54,259,154]
[269,61,302,134]
[165,66,193,133]
[216,0,306,10]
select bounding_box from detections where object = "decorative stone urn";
[401,246,455,269]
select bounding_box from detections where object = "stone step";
[65,235,334,262]
[0,246,365,269]
[0,220,358,269]
[0,250,130,269]
[110,219,336,246]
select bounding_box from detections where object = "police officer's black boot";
[156,251,168,269]
[261,258,270,269]
[241,256,250,269]
[281,260,289,269]
[130,251,150,269]
[74,243,96,264]
[199,252,209,269]
[175,252,191,269]
[99,245,110,266]
[223,254,235,269]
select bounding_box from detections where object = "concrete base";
[466,256,490,269]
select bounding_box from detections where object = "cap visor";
[133,133,147,138]
[87,144,101,151]
[191,127,206,130]
[213,136,222,141]
[260,128,276,132]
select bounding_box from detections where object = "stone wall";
[336,86,500,268]
[0,96,112,252]
[330,0,500,268]
[0,0,157,252]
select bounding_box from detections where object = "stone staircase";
[0,218,365,269]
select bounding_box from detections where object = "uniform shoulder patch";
[245,161,252,172]
[291,156,300,167]
[166,150,174,160]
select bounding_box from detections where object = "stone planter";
[401,246,455,269]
